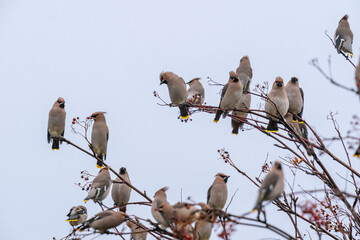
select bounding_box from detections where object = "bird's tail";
[265,120,278,132]
[179,104,189,120]
[298,122,308,140]
[52,138,60,150]
[96,156,104,169]
[213,110,223,123]
[354,144,360,158]
[231,119,239,135]
[120,206,127,213]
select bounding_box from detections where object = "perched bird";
[79,210,128,233]
[90,112,109,168]
[284,113,302,138]
[213,71,243,122]
[264,77,289,132]
[158,202,198,239]
[47,97,66,150]
[236,56,253,84]
[151,187,170,227]
[334,15,353,57]
[187,77,205,104]
[111,167,131,212]
[160,71,189,120]
[172,202,199,224]
[253,161,284,211]
[194,203,214,240]
[66,205,87,227]
[231,73,251,134]
[84,166,112,203]
[285,77,303,122]
[207,173,229,210]
[126,220,148,240]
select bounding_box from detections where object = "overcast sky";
[1,0,360,239]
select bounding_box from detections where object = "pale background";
[0,0,359,239]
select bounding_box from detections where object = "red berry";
[87,117,90,119]
[73,118,76,121]
[72,121,75,124]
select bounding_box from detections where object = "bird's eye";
[57,100,61,103]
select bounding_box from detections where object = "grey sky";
[1,0,360,239]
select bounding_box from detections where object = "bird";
[79,210,128,233]
[47,97,66,150]
[126,219,148,240]
[158,202,199,239]
[160,71,189,120]
[207,173,229,210]
[111,167,131,212]
[194,203,214,240]
[236,55,253,83]
[231,73,251,134]
[90,112,109,168]
[66,205,87,227]
[253,161,284,211]
[264,77,289,132]
[213,71,243,123]
[171,202,200,225]
[334,15,353,57]
[84,166,112,203]
[285,77,303,122]
[151,187,170,228]
[187,77,205,104]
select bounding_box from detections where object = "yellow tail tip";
[213,120,218,123]
[96,164,103,169]
[180,115,189,119]
[292,120,298,123]
[232,133,238,135]
[66,219,78,222]
[251,209,257,213]
[83,200,88,203]
[349,53,354,57]
[298,121,304,123]
[353,154,360,158]
[265,129,279,133]
[51,148,55,150]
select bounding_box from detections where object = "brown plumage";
[90,111,109,168]
[151,187,170,227]
[47,97,66,150]
[79,210,128,233]
[84,166,112,203]
[253,161,284,211]
[285,77,303,122]
[126,220,148,240]
[187,78,205,104]
[160,71,189,119]
[334,15,353,56]
[236,56,253,80]
[231,72,251,134]
[264,77,289,132]
[213,71,243,122]
[207,173,229,209]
